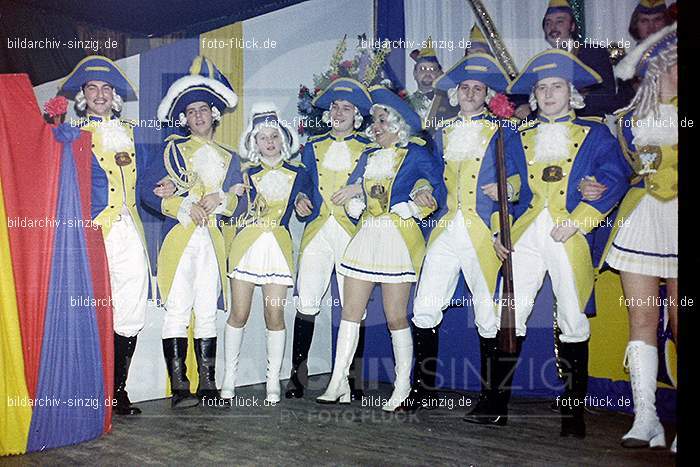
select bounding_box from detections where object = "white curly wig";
[239,102,299,164]
[447,85,497,107]
[365,104,411,147]
[322,104,364,130]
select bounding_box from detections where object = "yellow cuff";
[411,178,432,198]
[221,192,239,217]
[569,202,606,234]
[416,203,436,220]
[507,174,521,202]
[161,196,184,219]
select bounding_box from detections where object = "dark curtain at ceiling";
[0,2,88,85]
[1,0,310,86]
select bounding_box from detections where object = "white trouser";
[413,213,498,338]
[503,210,590,343]
[162,227,221,339]
[103,211,148,338]
[297,216,351,316]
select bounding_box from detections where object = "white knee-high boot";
[265,329,286,403]
[382,327,414,412]
[621,341,666,448]
[220,324,245,400]
[317,320,360,404]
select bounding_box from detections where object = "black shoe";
[558,341,589,438]
[163,338,199,409]
[560,405,586,438]
[464,337,504,425]
[464,394,508,426]
[467,334,525,425]
[171,390,200,409]
[194,337,222,403]
[114,390,142,415]
[113,333,141,416]
[285,313,316,399]
[399,325,440,412]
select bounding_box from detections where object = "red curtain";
[0,74,60,399]
[0,74,114,432]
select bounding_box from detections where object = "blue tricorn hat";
[312,78,372,115]
[635,0,667,15]
[545,0,574,17]
[157,55,238,122]
[435,52,510,93]
[507,49,601,95]
[60,55,137,101]
[368,85,422,133]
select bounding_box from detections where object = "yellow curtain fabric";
[0,174,32,455]
[200,22,245,149]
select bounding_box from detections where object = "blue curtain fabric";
[27,126,105,451]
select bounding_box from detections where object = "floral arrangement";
[297,34,391,136]
[44,95,68,125]
[487,93,515,119]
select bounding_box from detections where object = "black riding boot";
[463,336,498,424]
[194,337,220,402]
[114,333,141,415]
[559,340,589,438]
[348,319,366,401]
[285,313,316,399]
[468,335,524,426]
[399,325,439,411]
[162,337,199,409]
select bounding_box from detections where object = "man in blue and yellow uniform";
[60,56,147,416]
[495,49,629,437]
[287,78,372,400]
[141,56,242,408]
[404,52,519,419]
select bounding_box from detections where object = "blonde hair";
[365,104,411,147]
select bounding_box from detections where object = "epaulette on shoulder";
[365,142,382,150]
[284,158,304,168]
[579,116,604,124]
[240,160,258,172]
[352,132,371,144]
[409,136,427,146]
[614,108,634,123]
[214,140,238,154]
[518,119,539,132]
[307,132,330,143]
[165,133,188,143]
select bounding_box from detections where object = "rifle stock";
[496,127,517,354]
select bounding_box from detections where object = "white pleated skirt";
[607,195,677,278]
[337,215,416,283]
[228,231,294,286]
